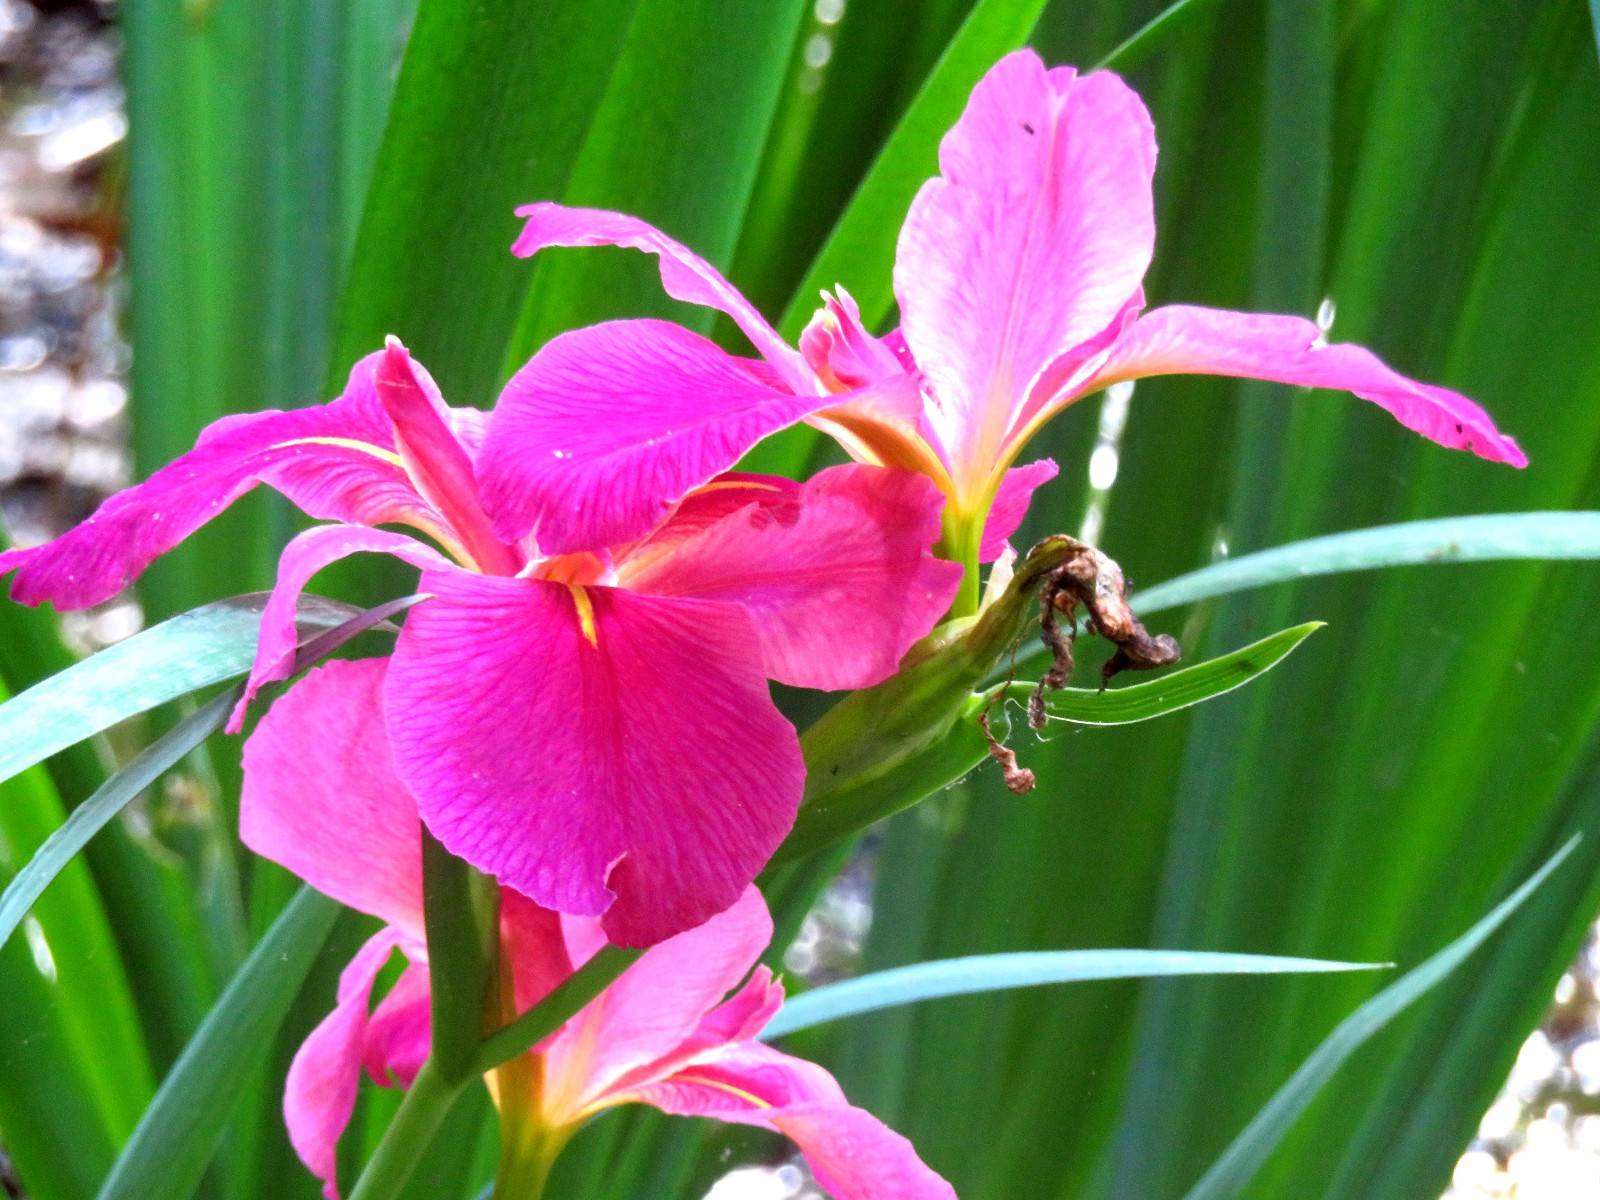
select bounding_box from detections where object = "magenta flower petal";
[895,49,1155,482]
[283,929,404,1200]
[229,524,451,732]
[623,464,960,690]
[979,458,1058,562]
[374,339,520,575]
[638,1045,956,1200]
[512,203,810,389]
[361,962,431,1089]
[240,659,424,939]
[384,570,803,945]
[1090,305,1528,466]
[500,888,578,1022]
[545,887,773,1106]
[0,352,434,610]
[771,1102,959,1200]
[478,319,833,554]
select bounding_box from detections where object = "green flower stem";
[772,534,1079,867]
[936,509,985,619]
[474,944,643,1072]
[347,1060,466,1200]
[423,831,501,1082]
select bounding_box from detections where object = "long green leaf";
[503,0,808,366]
[0,691,236,952]
[1180,837,1578,1200]
[763,948,1383,1040]
[95,886,341,1200]
[328,0,640,402]
[1013,622,1322,727]
[1131,512,1600,617]
[0,594,394,787]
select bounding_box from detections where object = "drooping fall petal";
[478,319,834,554]
[240,658,425,939]
[512,203,810,389]
[542,887,773,1112]
[622,465,960,690]
[384,570,804,946]
[1084,304,1527,466]
[895,50,1155,486]
[283,929,405,1200]
[636,1044,956,1200]
[772,1103,960,1200]
[0,352,437,609]
[228,524,451,732]
[979,458,1058,561]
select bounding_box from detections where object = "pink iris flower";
[482,49,1524,602]
[242,657,956,1200]
[0,338,960,944]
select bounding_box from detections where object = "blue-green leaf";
[0,594,405,787]
[764,948,1385,1040]
[1132,512,1600,618]
[1178,836,1579,1200]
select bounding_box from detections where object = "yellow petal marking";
[269,436,409,470]
[666,1073,774,1110]
[567,584,599,649]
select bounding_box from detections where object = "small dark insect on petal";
[1021,121,1035,135]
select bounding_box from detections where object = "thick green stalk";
[475,945,642,1072]
[422,832,501,1082]
[346,1061,466,1200]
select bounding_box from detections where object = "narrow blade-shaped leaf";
[1179,837,1578,1200]
[95,886,341,1200]
[763,948,1384,1040]
[0,594,403,786]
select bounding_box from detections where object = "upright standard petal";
[284,929,405,1200]
[895,50,1155,487]
[512,203,811,390]
[374,339,521,575]
[1087,305,1527,466]
[542,887,772,1114]
[622,465,960,691]
[0,352,437,609]
[240,659,425,939]
[479,319,834,554]
[384,571,804,946]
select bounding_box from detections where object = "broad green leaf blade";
[763,948,1384,1040]
[1012,622,1323,727]
[0,690,236,953]
[503,0,808,365]
[1180,837,1578,1200]
[96,886,341,1200]
[0,594,394,787]
[329,0,640,401]
[122,0,415,620]
[1130,512,1600,617]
